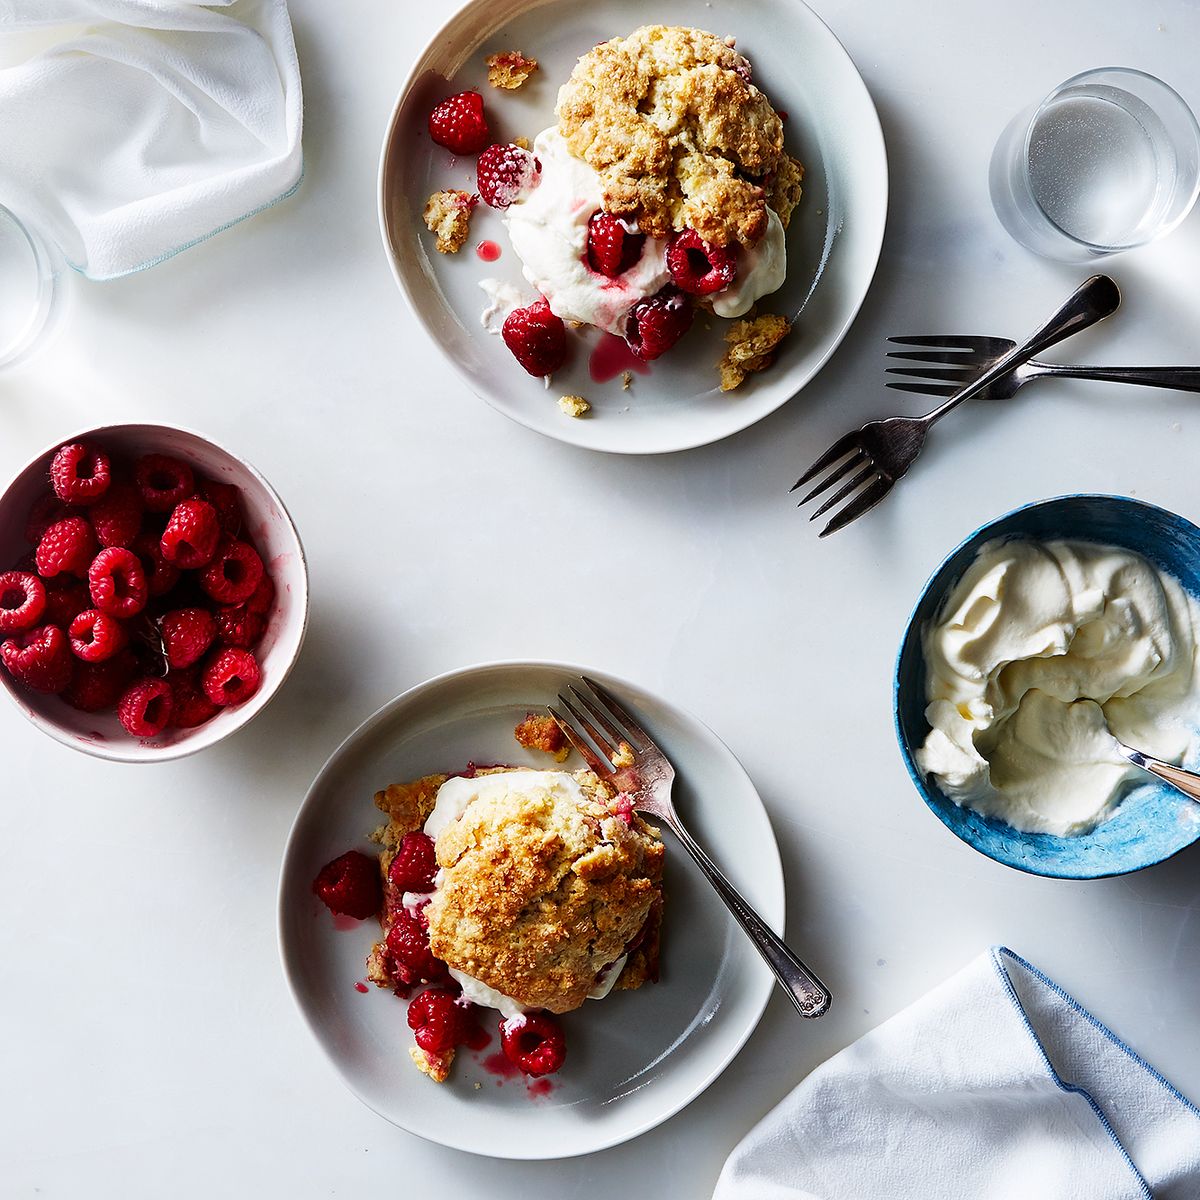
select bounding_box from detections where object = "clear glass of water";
[990,67,1200,262]
[0,202,57,369]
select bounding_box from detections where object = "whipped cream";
[916,538,1200,835]
[423,770,629,1015]
[502,126,787,336]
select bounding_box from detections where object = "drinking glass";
[0,203,57,369]
[990,68,1200,262]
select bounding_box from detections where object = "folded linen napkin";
[0,0,302,279]
[714,948,1200,1200]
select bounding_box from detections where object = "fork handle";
[1039,364,1200,392]
[663,814,832,1019]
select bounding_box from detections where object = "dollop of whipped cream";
[423,770,630,1016]
[916,538,1200,835]
[502,127,787,335]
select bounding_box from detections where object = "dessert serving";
[916,537,1200,835]
[420,24,801,402]
[313,719,665,1085]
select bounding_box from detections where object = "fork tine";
[808,465,877,521]
[819,475,892,537]
[794,450,866,506]
[789,428,862,491]
[885,366,974,383]
[580,676,653,751]
[887,335,1008,352]
[547,705,609,775]
[886,381,959,397]
[885,349,986,366]
[568,686,628,751]
[558,691,618,758]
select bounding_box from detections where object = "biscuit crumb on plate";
[515,712,570,761]
[410,1045,453,1084]
[422,189,477,254]
[621,371,633,390]
[486,50,539,90]
[558,394,591,418]
[719,313,791,391]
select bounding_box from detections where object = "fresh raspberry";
[586,211,645,277]
[42,579,90,629]
[62,652,136,712]
[201,646,261,707]
[387,832,438,894]
[132,531,181,598]
[0,624,74,694]
[666,229,737,295]
[88,547,148,618]
[198,479,244,537]
[0,572,47,634]
[502,298,568,376]
[213,602,265,648]
[476,142,541,209]
[500,1013,566,1076]
[116,677,173,737]
[246,574,275,616]
[625,286,694,361]
[312,850,382,919]
[35,517,98,580]
[407,987,473,1054]
[49,441,111,506]
[25,494,69,545]
[134,454,194,513]
[68,609,127,662]
[160,499,220,569]
[385,911,448,985]
[89,481,143,549]
[428,90,490,156]
[198,539,264,605]
[168,669,220,728]
[160,607,216,669]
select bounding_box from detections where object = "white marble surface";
[2,0,1199,1194]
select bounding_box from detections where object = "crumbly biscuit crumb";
[515,713,570,761]
[558,394,591,418]
[621,371,633,391]
[486,50,539,90]
[513,136,531,150]
[422,189,476,254]
[719,313,791,391]
[611,741,635,768]
[409,1045,453,1083]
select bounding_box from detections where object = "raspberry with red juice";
[428,91,490,156]
[312,850,382,920]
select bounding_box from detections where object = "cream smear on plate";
[916,538,1200,835]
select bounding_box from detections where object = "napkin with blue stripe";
[715,948,1200,1200]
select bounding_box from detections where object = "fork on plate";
[549,676,832,1019]
[791,274,1122,536]
[886,335,1200,400]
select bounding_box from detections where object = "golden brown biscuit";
[486,50,538,90]
[426,769,665,1013]
[556,25,797,247]
[719,312,791,391]
[422,190,476,254]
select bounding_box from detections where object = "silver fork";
[887,335,1200,400]
[548,676,832,1019]
[791,274,1122,536]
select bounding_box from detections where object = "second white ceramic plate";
[379,0,887,454]
[278,661,784,1158]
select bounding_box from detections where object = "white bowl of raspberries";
[0,424,308,761]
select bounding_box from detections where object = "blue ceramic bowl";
[895,495,1200,879]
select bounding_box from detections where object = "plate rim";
[276,657,786,1158]
[376,0,889,456]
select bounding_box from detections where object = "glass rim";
[1019,65,1200,253]
[0,201,56,369]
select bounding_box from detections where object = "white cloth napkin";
[715,947,1200,1200]
[0,0,302,279]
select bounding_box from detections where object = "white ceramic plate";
[379,0,888,454]
[278,661,784,1158]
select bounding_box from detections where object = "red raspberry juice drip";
[476,240,501,262]
[589,332,651,383]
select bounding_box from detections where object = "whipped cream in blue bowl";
[895,495,1200,878]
